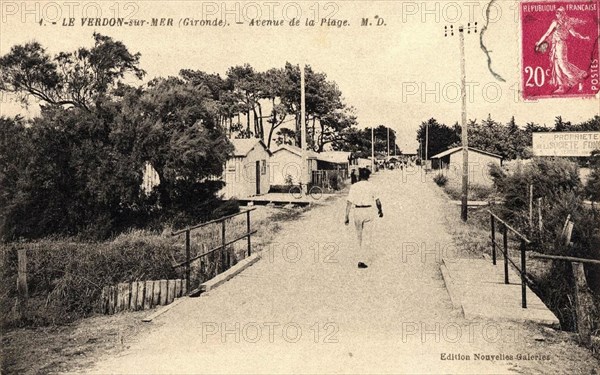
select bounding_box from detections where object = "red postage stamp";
[521,1,600,99]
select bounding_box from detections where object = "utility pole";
[371,127,375,172]
[425,121,429,174]
[387,127,390,158]
[300,64,308,195]
[445,23,476,222]
[459,26,468,222]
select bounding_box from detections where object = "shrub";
[433,173,448,187]
[584,150,600,202]
[325,170,347,191]
[490,157,600,332]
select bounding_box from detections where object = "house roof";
[430,146,502,160]
[272,144,318,159]
[317,151,351,164]
[230,138,271,157]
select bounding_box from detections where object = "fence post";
[503,224,509,285]
[528,184,533,235]
[490,214,496,265]
[247,209,252,257]
[520,239,527,308]
[17,249,28,304]
[572,261,592,347]
[221,220,226,272]
[537,197,543,238]
[185,230,190,296]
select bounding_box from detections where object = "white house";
[222,138,271,199]
[430,146,502,186]
[270,144,318,186]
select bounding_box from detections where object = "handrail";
[170,207,255,295]
[487,210,531,244]
[489,211,530,308]
[171,207,256,236]
[530,253,600,265]
[172,230,257,268]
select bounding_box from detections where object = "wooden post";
[116,283,129,312]
[167,280,176,304]
[181,278,187,296]
[152,280,161,306]
[247,210,252,257]
[136,282,144,310]
[503,225,509,285]
[108,285,117,315]
[537,197,543,238]
[561,214,571,238]
[144,280,154,310]
[520,240,527,308]
[129,281,138,310]
[221,220,226,273]
[185,230,191,296]
[175,279,182,298]
[572,262,592,347]
[564,221,574,247]
[529,184,534,233]
[99,286,109,314]
[490,214,496,265]
[17,249,28,300]
[159,280,168,305]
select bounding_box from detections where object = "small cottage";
[430,146,503,186]
[270,144,318,186]
[317,151,351,172]
[222,138,271,199]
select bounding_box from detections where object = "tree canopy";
[0,33,145,111]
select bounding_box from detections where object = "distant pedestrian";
[345,168,383,269]
[350,169,358,184]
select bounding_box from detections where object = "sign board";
[532,132,600,156]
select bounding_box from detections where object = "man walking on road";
[345,168,383,268]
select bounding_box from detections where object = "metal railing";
[529,252,599,347]
[171,207,257,295]
[488,210,532,308]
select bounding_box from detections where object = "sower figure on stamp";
[344,168,383,269]
[535,7,590,94]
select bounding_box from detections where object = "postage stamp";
[521,0,600,99]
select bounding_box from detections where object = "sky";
[1,0,599,153]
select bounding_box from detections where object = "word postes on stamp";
[521,1,600,99]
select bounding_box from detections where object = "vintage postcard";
[1,1,600,374]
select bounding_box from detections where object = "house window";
[261,160,267,175]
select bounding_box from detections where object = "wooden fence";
[99,278,186,314]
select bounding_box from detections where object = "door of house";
[255,160,260,195]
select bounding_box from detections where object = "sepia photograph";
[1,0,600,373]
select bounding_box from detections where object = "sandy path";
[85,169,597,374]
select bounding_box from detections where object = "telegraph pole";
[387,127,390,158]
[371,127,375,172]
[300,64,308,194]
[425,121,429,173]
[445,22,476,222]
[459,27,468,222]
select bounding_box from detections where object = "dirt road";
[86,169,599,374]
